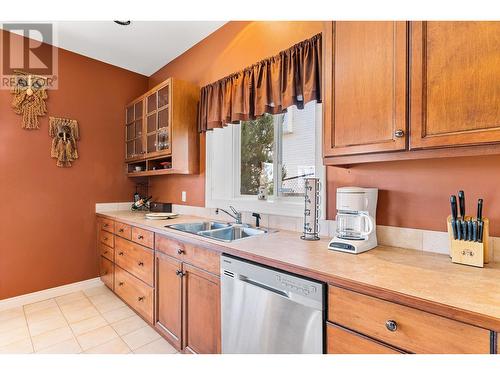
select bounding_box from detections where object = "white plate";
[145,212,179,220]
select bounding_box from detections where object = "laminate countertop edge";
[96,211,500,331]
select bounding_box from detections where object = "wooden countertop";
[97,210,500,331]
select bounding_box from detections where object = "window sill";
[206,197,307,218]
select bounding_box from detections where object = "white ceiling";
[10,21,227,76]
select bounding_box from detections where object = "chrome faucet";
[216,206,242,224]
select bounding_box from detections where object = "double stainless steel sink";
[167,221,268,242]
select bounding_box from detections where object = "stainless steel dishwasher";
[221,254,325,354]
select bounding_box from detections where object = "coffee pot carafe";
[328,187,378,254]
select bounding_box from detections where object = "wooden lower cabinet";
[99,256,114,291]
[114,265,154,324]
[182,263,221,354]
[155,251,183,350]
[327,323,403,354]
[328,285,491,354]
[155,242,221,354]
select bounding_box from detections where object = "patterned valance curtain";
[197,33,322,133]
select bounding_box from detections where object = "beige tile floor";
[0,285,178,354]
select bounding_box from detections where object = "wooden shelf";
[127,169,178,177]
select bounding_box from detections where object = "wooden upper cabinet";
[125,78,200,176]
[410,21,500,149]
[324,21,407,157]
[155,251,183,350]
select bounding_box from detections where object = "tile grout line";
[53,295,84,354]
[21,305,35,354]
[85,290,133,353]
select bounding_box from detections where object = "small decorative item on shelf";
[301,177,320,241]
[159,161,171,169]
[447,192,489,268]
[49,117,79,167]
[12,71,48,130]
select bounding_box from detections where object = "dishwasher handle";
[238,275,290,299]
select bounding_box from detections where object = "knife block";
[446,216,490,268]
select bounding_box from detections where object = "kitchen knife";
[477,198,484,242]
[467,219,473,241]
[458,190,466,219]
[478,221,484,243]
[461,220,467,241]
[450,195,458,240]
[472,220,478,242]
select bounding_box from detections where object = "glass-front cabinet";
[125,100,144,160]
[145,83,171,157]
[124,78,200,176]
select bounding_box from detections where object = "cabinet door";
[410,21,500,149]
[324,21,407,157]
[155,252,182,350]
[182,263,221,354]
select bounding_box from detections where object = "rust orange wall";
[0,31,148,299]
[327,155,500,236]
[148,21,325,206]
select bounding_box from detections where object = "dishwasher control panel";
[275,274,317,296]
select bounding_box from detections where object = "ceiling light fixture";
[114,21,131,26]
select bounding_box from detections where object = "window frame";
[205,102,325,218]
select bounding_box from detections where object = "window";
[206,101,324,217]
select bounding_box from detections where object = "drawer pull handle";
[119,228,124,233]
[103,250,108,254]
[118,282,124,286]
[103,237,108,241]
[176,270,185,277]
[138,235,144,239]
[138,296,145,302]
[119,252,124,256]
[385,320,398,332]
[177,249,185,255]
[103,223,108,227]
[394,129,404,138]
[138,261,144,266]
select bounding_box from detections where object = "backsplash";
[95,203,497,261]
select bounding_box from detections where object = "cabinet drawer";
[114,266,153,324]
[99,229,114,248]
[99,242,114,262]
[155,235,220,275]
[327,323,402,354]
[328,286,490,353]
[115,236,154,286]
[131,227,154,248]
[100,256,114,291]
[99,217,114,233]
[114,221,132,240]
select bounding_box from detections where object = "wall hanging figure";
[11,71,48,130]
[49,117,80,167]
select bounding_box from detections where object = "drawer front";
[100,256,114,291]
[99,242,114,262]
[99,217,114,233]
[131,227,154,248]
[155,235,220,275]
[99,229,114,248]
[114,221,132,240]
[114,266,153,324]
[328,286,490,354]
[327,323,402,354]
[115,236,154,286]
